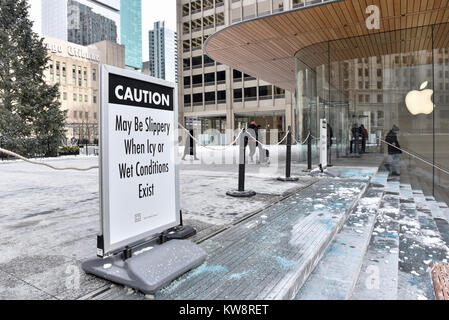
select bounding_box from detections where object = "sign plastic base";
[82,240,207,294]
[166,225,197,240]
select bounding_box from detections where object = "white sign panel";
[320,119,328,169]
[98,65,180,256]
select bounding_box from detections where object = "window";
[272,0,283,13]
[259,85,273,100]
[234,88,242,102]
[94,112,97,120]
[243,2,256,20]
[72,65,76,85]
[56,61,60,83]
[257,0,270,16]
[182,3,189,16]
[49,60,54,82]
[274,87,285,98]
[216,13,224,27]
[204,72,215,86]
[183,58,191,70]
[84,95,88,103]
[184,76,191,88]
[62,63,67,84]
[217,71,226,84]
[184,95,192,106]
[83,67,87,87]
[63,92,67,100]
[92,68,97,81]
[377,94,383,103]
[79,94,82,102]
[205,91,216,104]
[93,95,97,104]
[85,112,89,120]
[217,90,226,103]
[233,69,242,81]
[244,87,257,101]
[78,66,82,86]
[232,7,241,23]
[192,93,203,106]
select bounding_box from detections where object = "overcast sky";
[141,0,177,61]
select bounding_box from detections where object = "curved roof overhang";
[204,0,449,92]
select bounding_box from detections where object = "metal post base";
[82,240,207,295]
[226,190,256,198]
[166,225,197,240]
[277,176,299,182]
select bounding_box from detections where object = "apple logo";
[405,81,435,115]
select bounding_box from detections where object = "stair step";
[397,186,449,300]
[296,172,388,300]
[426,199,449,223]
[351,180,401,300]
[155,179,372,300]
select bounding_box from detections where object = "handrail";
[380,139,449,177]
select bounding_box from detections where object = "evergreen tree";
[0,0,66,157]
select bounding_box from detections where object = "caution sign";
[98,65,180,256]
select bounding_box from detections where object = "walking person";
[385,125,402,177]
[247,121,259,163]
[360,124,368,153]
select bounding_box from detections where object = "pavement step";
[351,180,401,300]
[154,178,372,300]
[296,171,389,300]
[397,184,449,300]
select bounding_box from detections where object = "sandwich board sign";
[83,65,206,294]
[320,119,328,170]
[97,65,180,257]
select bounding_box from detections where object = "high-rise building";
[29,0,121,45]
[177,0,294,144]
[67,0,118,46]
[120,0,142,70]
[149,21,178,84]
[29,0,68,41]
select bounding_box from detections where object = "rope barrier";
[380,139,449,177]
[178,123,244,151]
[0,147,99,171]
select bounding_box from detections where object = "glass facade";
[67,0,118,46]
[149,21,178,83]
[120,0,142,69]
[296,23,449,194]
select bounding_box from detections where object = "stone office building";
[42,35,125,144]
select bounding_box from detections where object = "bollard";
[278,126,299,182]
[226,130,256,198]
[182,129,199,161]
[303,131,313,172]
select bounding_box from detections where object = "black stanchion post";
[279,126,299,182]
[227,130,256,198]
[303,131,312,172]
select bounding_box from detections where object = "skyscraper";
[29,0,68,41]
[67,0,118,46]
[28,0,120,45]
[120,0,142,70]
[149,21,178,84]
[177,0,293,144]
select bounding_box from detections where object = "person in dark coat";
[247,121,258,162]
[385,125,402,176]
[360,124,368,153]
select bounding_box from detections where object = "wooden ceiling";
[204,0,449,92]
